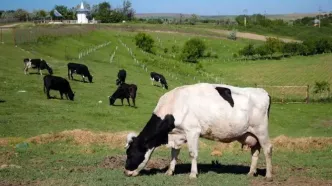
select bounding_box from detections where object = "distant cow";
[43,75,75,101]
[109,83,137,107]
[67,63,93,83]
[150,72,168,90]
[23,58,53,75]
[116,69,127,86]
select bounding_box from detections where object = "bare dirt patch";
[251,176,332,186]
[322,120,332,127]
[27,129,133,148]
[100,155,178,171]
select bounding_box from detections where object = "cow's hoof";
[165,170,173,176]
[189,173,197,179]
[247,171,256,177]
[265,177,273,182]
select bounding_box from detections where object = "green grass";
[1,26,332,185]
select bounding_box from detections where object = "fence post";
[1,28,3,44]
[13,28,16,46]
[306,85,310,104]
[281,86,285,103]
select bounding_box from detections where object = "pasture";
[0,25,332,186]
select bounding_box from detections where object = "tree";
[135,33,155,53]
[122,0,135,21]
[94,2,111,23]
[14,9,29,21]
[265,37,283,58]
[313,81,330,99]
[189,14,198,25]
[50,5,68,20]
[181,38,206,63]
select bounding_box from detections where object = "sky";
[1,0,332,15]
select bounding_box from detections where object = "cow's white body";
[125,83,273,180]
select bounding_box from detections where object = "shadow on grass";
[71,79,92,83]
[110,104,138,109]
[0,99,5,103]
[140,160,266,177]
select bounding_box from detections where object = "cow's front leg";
[121,99,124,106]
[166,148,180,176]
[24,67,28,75]
[46,88,51,99]
[82,75,85,82]
[59,92,64,99]
[186,132,199,179]
[65,94,69,100]
[126,98,130,106]
[39,69,43,76]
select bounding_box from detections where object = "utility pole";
[243,9,248,27]
[318,6,322,28]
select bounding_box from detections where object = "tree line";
[238,37,332,60]
[0,1,135,23]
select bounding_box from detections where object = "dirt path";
[206,28,300,43]
[0,23,19,28]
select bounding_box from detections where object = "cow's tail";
[267,95,271,119]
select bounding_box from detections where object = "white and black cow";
[124,83,273,181]
[116,69,127,86]
[43,75,75,101]
[109,83,137,107]
[67,62,93,83]
[150,72,168,90]
[23,58,53,75]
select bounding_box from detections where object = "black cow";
[43,75,75,101]
[116,69,127,86]
[67,63,93,83]
[23,58,53,75]
[109,83,137,107]
[150,72,168,90]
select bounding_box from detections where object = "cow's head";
[68,92,75,101]
[88,75,93,83]
[124,132,154,177]
[109,96,116,105]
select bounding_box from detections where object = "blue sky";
[1,0,332,15]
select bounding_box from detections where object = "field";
[1,24,332,186]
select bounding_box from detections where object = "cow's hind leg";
[165,148,180,176]
[60,92,64,99]
[255,132,273,181]
[248,143,261,176]
[126,98,131,106]
[186,131,200,179]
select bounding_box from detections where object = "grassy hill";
[0,25,332,185]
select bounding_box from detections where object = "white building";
[77,2,89,24]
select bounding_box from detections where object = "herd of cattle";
[23,58,274,181]
[23,58,169,105]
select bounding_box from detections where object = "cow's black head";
[68,92,75,101]
[125,135,148,172]
[109,96,116,105]
[88,75,93,83]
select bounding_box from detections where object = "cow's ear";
[125,132,137,149]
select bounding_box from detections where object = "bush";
[255,45,268,57]
[228,29,237,40]
[171,45,179,53]
[239,43,255,58]
[313,81,330,94]
[180,38,206,63]
[134,32,155,53]
[164,48,168,54]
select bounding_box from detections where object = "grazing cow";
[150,72,168,90]
[109,83,137,107]
[23,58,53,75]
[124,83,273,181]
[67,62,93,83]
[116,69,127,86]
[43,75,75,101]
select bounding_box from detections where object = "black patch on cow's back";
[215,87,234,107]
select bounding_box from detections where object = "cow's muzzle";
[124,170,139,177]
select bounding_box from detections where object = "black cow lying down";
[116,69,127,86]
[109,83,137,107]
[43,75,75,101]
[150,72,168,90]
[23,58,53,75]
[67,62,93,83]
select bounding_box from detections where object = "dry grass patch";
[251,176,332,186]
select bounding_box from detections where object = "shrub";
[313,81,330,94]
[265,37,284,57]
[255,45,268,57]
[239,43,255,58]
[315,38,332,54]
[228,29,237,40]
[171,45,179,53]
[180,38,206,63]
[164,47,168,54]
[134,32,155,53]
